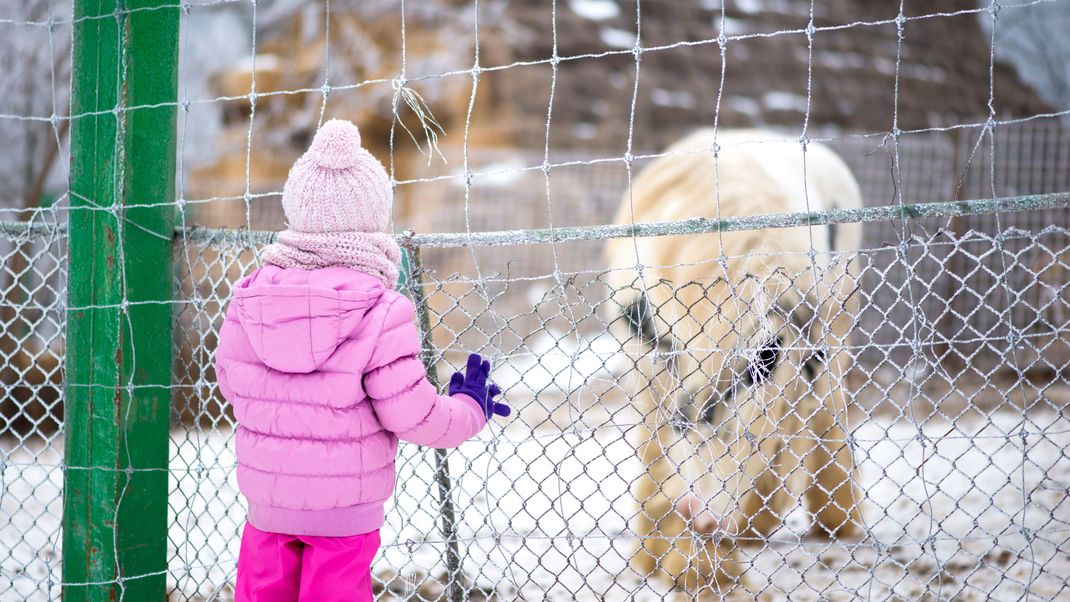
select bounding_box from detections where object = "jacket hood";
[231,265,386,373]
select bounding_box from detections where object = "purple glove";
[448,353,510,420]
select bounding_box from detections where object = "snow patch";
[767,0,808,14]
[873,56,898,75]
[650,88,696,109]
[815,50,868,70]
[762,91,809,113]
[727,95,762,117]
[493,330,628,395]
[568,0,620,21]
[573,122,598,140]
[735,0,764,14]
[902,63,948,82]
[717,16,752,35]
[599,27,637,49]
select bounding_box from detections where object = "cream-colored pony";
[604,129,865,593]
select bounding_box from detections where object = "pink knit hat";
[282,119,391,233]
[260,119,402,288]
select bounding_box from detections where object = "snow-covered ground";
[2,326,1067,600]
[376,405,1070,601]
[4,400,1069,601]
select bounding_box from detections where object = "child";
[214,119,510,602]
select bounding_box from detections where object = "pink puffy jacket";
[215,265,486,537]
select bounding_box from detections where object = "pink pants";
[235,523,380,602]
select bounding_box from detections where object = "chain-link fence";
[3,195,1069,600]
[0,218,67,600]
[164,194,1070,600]
[3,0,1070,600]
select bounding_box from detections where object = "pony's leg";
[732,452,792,543]
[633,419,738,588]
[723,396,796,544]
[724,290,810,544]
[657,510,743,595]
[630,354,676,577]
[632,387,742,590]
[632,419,671,577]
[803,282,864,538]
[635,432,742,591]
[803,387,863,538]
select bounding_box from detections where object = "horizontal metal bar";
[181,191,1070,249]
[175,225,275,245]
[400,191,1070,248]
[2,192,1067,247]
[0,220,66,237]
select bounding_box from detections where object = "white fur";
[603,128,865,592]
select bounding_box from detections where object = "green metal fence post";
[63,1,179,600]
[397,240,465,602]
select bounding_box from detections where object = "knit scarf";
[260,230,401,289]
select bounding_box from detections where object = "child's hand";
[448,353,511,420]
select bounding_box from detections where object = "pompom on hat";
[280,119,392,234]
[261,119,401,288]
[304,118,364,169]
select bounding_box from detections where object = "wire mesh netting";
[0,222,67,600]
[2,0,1070,600]
[167,203,1070,600]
